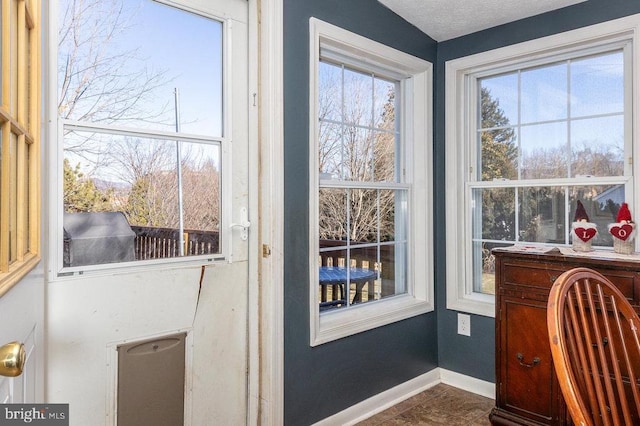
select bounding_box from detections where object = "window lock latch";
[230,207,251,241]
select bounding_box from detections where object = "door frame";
[255,0,284,423]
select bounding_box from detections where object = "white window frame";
[309,18,433,346]
[445,15,640,317]
[46,0,242,280]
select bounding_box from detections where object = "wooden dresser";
[489,248,640,425]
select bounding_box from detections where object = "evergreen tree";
[479,87,518,242]
[480,87,517,180]
[125,176,154,226]
[63,159,114,212]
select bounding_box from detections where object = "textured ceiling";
[378,0,587,41]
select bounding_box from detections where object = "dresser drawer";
[500,259,639,306]
[502,261,565,291]
[598,270,638,307]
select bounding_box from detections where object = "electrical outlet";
[458,313,471,336]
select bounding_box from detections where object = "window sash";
[57,120,229,275]
[473,50,628,185]
[467,45,631,295]
[52,1,234,275]
[316,66,406,309]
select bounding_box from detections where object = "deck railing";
[131,226,219,260]
[65,225,392,305]
[318,239,395,306]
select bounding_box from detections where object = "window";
[446,18,634,317]
[54,0,229,273]
[317,61,407,306]
[0,0,41,295]
[310,18,433,345]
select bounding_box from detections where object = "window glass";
[472,181,627,295]
[57,0,224,269]
[520,63,567,123]
[520,122,568,179]
[472,49,627,296]
[480,73,518,125]
[571,52,624,118]
[317,59,406,311]
[58,0,223,137]
[343,68,373,128]
[63,131,221,267]
[571,116,624,177]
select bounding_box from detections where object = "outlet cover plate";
[458,313,471,336]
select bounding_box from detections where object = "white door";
[44,0,255,424]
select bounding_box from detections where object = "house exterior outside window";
[446,18,634,317]
[53,0,232,275]
[309,18,433,345]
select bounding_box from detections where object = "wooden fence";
[131,226,219,260]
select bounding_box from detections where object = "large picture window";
[310,18,433,345]
[0,0,41,295]
[55,0,228,273]
[446,20,634,316]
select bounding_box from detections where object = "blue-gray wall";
[283,1,437,424]
[284,0,640,424]
[435,0,640,383]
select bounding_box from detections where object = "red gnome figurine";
[609,202,636,254]
[571,200,597,252]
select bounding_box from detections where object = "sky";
[125,0,224,137]
[59,0,224,137]
[480,49,625,171]
[59,0,225,183]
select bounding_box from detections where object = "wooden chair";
[547,267,640,426]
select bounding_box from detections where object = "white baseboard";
[439,368,495,399]
[312,368,495,426]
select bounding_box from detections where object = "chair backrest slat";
[629,316,640,412]
[548,267,640,426]
[604,291,633,426]
[581,280,613,426]
[567,286,601,424]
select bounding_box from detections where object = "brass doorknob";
[0,342,25,377]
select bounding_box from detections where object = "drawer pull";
[517,352,541,368]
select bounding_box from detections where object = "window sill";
[51,253,228,282]
[446,290,495,318]
[311,294,433,346]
